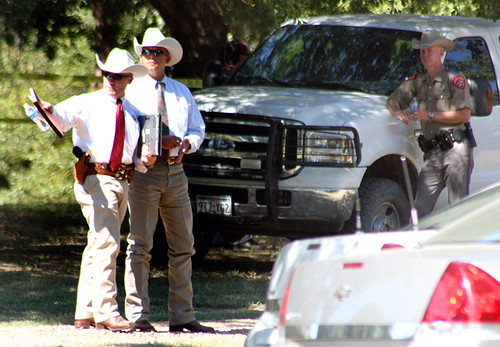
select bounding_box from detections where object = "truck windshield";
[232,25,422,95]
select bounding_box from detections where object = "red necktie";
[109,98,125,171]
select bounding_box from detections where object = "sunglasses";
[103,71,132,81]
[142,48,167,57]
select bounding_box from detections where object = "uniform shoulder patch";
[452,75,466,89]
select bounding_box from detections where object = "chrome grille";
[184,112,303,180]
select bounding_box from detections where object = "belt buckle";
[114,164,127,180]
[167,157,177,165]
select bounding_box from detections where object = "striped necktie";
[157,82,170,162]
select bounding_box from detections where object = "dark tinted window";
[445,37,499,105]
[233,25,422,95]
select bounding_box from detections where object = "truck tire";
[358,178,410,232]
[192,224,215,266]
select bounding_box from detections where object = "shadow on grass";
[0,202,276,325]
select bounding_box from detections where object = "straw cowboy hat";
[96,48,148,77]
[412,30,454,51]
[133,27,183,66]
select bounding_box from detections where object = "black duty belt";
[418,129,465,153]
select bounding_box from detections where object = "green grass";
[0,205,276,326]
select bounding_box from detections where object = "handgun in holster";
[73,146,91,184]
[464,122,477,148]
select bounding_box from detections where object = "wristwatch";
[428,111,435,121]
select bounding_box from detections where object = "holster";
[74,150,91,184]
[464,122,477,148]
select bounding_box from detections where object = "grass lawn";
[0,204,282,324]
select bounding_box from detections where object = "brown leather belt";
[87,163,135,183]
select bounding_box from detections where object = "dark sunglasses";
[103,71,132,81]
[142,48,167,57]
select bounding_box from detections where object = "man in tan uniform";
[387,30,474,218]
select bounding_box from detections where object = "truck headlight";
[303,131,355,164]
[280,125,361,169]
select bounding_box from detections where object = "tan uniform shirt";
[390,65,471,140]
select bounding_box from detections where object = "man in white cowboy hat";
[41,48,155,331]
[387,30,474,218]
[124,28,211,333]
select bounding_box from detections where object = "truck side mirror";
[468,77,493,116]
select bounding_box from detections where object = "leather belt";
[87,163,134,183]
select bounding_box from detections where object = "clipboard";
[138,114,162,156]
[28,88,64,138]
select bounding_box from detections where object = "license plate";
[196,195,232,216]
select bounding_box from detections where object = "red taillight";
[279,270,295,326]
[423,262,500,323]
[381,243,405,250]
[342,262,363,269]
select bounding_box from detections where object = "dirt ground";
[0,318,256,346]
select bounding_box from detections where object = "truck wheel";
[359,178,409,232]
[192,224,215,266]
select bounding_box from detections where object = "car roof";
[282,14,498,33]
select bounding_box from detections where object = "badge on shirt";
[452,75,466,89]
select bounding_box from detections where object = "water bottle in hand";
[23,104,50,131]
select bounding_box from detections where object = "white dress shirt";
[126,74,205,157]
[53,89,146,170]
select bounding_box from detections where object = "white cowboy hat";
[133,27,183,66]
[96,48,148,77]
[412,30,454,52]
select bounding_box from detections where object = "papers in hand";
[138,114,162,157]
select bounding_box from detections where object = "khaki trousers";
[74,175,129,323]
[125,163,195,325]
[415,140,474,218]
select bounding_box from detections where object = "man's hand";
[174,139,190,164]
[412,108,430,121]
[141,144,157,167]
[162,135,182,149]
[394,109,414,125]
[387,97,413,125]
[41,101,54,113]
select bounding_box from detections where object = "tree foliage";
[0,0,498,78]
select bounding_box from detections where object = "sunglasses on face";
[103,71,132,81]
[142,48,167,57]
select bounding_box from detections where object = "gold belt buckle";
[114,164,127,180]
[167,157,178,165]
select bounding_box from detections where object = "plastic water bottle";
[23,104,50,131]
[408,98,418,122]
[409,97,418,111]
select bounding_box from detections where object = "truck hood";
[194,85,389,127]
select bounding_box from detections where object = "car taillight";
[381,243,405,250]
[279,270,295,326]
[423,261,500,323]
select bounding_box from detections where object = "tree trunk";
[147,0,229,78]
[90,1,121,60]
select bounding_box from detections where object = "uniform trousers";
[415,140,474,218]
[74,174,129,323]
[125,163,195,325]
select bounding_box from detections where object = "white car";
[276,184,500,346]
[246,230,436,346]
[245,183,500,347]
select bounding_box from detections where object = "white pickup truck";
[186,14,498,253]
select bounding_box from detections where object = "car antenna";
[401,156,419,230]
